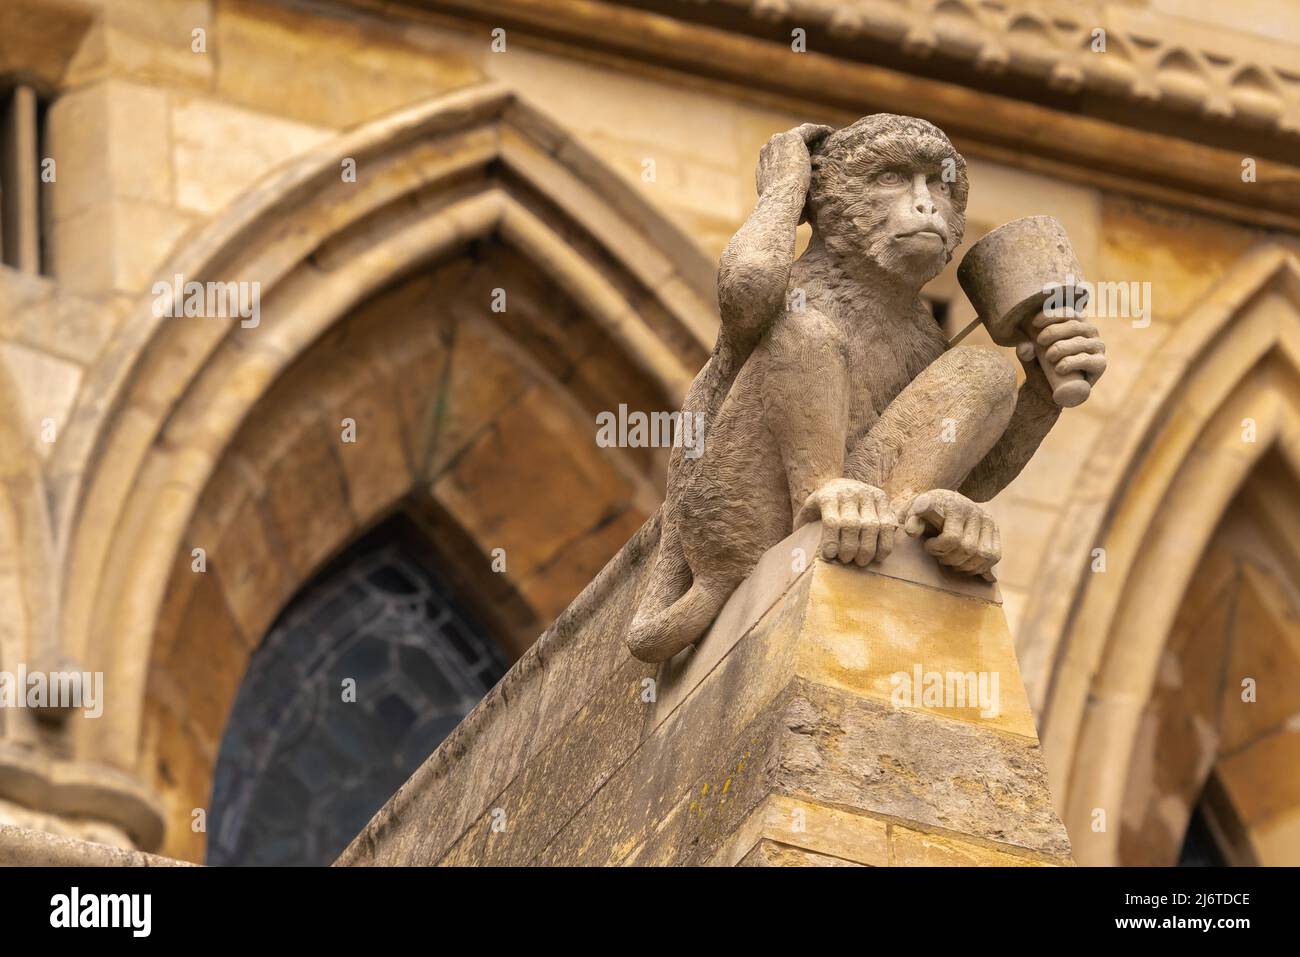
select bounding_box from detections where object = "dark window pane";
[1178,800,1228,867]
[206,519,507,866]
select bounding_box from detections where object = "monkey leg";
[846,345,1018,509]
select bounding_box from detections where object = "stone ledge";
[338,521,1071,866]
[0,824,192,867]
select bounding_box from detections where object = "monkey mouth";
[896,229,945,244]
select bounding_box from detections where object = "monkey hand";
[756,123,833,200]
[902,489,1001,582]
[1017,314,1107,404]
[797,478,898,566]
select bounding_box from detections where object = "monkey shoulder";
[764,301,843,356]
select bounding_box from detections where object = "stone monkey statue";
[627,115,1106,663]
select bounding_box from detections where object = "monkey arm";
[958,378,1060,502]
[761,318,855,520]
[718,122,833,366]
[717,177,806,363]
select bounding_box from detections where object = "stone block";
[0,271,111,365]
[65,0,214,91]
[890,825,1055,866]
[45,80,174,222]
[515,507,647,624]
[49,200,198,296]
[709,794,893,867]
[162,570,247,745]
[477,656,655,866]
[1219,565,1300,751]
[141,702,213,862]
[772,679,1070,861]
[338,521,1071,866]
[738,841,866,867]
[259,421,355,578]
[327,376,413,525]
[526,524,657,751]
[209,494,289,646]
[171,95,331,216]
[423,312,530,478]
[1217,730,1300,827]
[213,0,482,128]
[798,562,1039,740]
[535,689,791,866]
[0,342,82,456]
[431,384,635,580]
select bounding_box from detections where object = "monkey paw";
[755,123,833,199]
[902,489,1001,581]
[797,479,898,566]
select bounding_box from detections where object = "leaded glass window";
[207,519,507,866]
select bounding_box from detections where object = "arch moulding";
[44,81,718,849]
[1022,246,1300,864]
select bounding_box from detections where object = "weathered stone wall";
[339,522,1071,867]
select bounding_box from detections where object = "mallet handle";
[1032,316,1091,408]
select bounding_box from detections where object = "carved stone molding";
[1020,247,1300,864]
[43,80,715,856]
[364,0,1300,231]
[0,742,165,851]
[716,0,1300,136]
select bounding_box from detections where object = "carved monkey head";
[806,114,968,287]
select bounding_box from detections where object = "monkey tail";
[627,525,729,663]
[627,577,729,663]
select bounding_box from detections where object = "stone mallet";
[954,215,1093,408]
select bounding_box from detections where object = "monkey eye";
[929,176,952,195]
[875,170,906,186]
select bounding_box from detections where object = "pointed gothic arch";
[1023,247,1300,864]
[49,82,717,855]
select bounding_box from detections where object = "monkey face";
[808,114,968,287]
[854,166,955,283]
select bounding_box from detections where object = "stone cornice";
[344,0,1300,231]
[700,0,1300,137]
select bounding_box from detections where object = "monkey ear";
[790,127,832,226]
[798,125,834,225]
[802,124,834,156]
[799,171,817,225]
